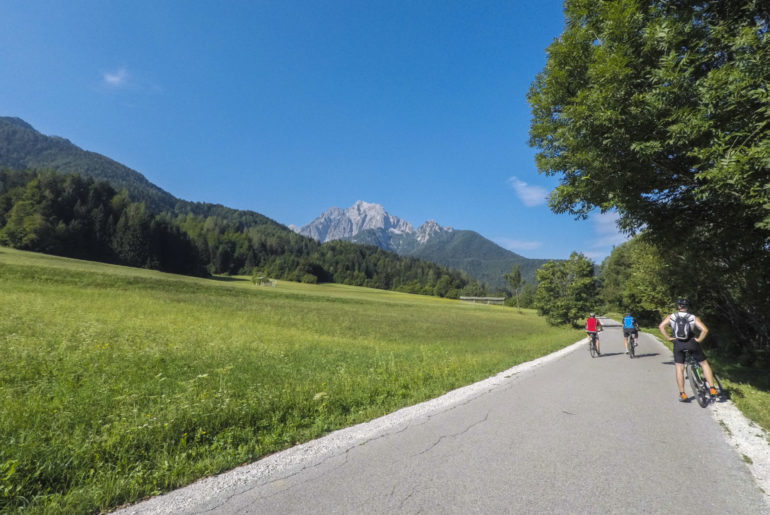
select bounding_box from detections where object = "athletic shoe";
[679,392,689,402]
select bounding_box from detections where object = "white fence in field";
[459,296,505,305]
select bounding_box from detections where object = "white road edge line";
[116,338,587,514]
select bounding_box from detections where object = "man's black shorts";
[623,329,638,337]
[673,338,707,364]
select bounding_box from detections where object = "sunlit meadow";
[0,247,582,513]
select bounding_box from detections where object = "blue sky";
[0,0,628,261]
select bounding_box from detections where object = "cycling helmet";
[676,298,689,308]
[625,312,631,316]
[589,312,595,317]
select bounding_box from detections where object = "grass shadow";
[208,275,247,283]
[710,356,770,394]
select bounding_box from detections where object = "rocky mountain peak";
[345,201,412,234]
[296,201,413,243]
[415,220,452,244]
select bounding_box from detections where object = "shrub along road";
[116,320,769,514]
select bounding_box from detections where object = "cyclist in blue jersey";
[622,312,639,354]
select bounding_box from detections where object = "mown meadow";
[0,247,583,513]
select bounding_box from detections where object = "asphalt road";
[117,319,769,514]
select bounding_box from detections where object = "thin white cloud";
[507,176,548,207]
[581,211,630,263]
[494,237,543,252]
[102,67,129,87]
[591,211,628,248]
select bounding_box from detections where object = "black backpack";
[672,313,693,340]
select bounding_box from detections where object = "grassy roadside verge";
[1,247,583,513]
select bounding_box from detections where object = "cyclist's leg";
[673,342,687,399]
[700,360,717,391]
[675,362,686,395]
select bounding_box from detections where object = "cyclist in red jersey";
[585,313,602,355]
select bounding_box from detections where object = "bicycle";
[683,349,725,407]
[588,332,598,358]
[628,332,636,359]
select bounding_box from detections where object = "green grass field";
[0,247,583,513]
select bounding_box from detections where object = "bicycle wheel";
[713,374,725,399]
[589,336,597,358]
[687,363,708,408]
[628,336,635,358]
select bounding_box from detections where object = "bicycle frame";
[588,332,598,358]
[683,349,715,407]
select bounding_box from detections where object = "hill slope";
[0,116,288,231]
[409,229,550,288]
[0,117,485,295]
[0,116,178,213]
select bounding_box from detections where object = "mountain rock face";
[297,201,415,242]
[295,201,454,253]
[294,202,549,289]
[415,219,446,244]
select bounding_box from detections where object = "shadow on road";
[630,352,661,359]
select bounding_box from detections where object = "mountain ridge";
[294,201,551,288]
[0,116,178,214]
[0,116,284,230]
[0,116,551,290]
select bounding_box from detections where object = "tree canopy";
[528,0,770,356]
[534,252,598,326]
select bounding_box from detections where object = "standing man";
[622,312,639,354]
[658,298,718,402]
[586,313,602,356]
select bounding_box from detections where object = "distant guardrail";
[459,296,505,305]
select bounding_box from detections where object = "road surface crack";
[414,412,489,456]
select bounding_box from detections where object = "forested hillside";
[0,117,492,297]
[0,116,177,213]
[0,169,485,298]
[410,229,549,288]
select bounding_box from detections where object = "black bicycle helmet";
[676,298,690,308]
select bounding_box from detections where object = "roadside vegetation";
[0,247,582,513]
[527,0,769,367]
[522,0,768,437]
